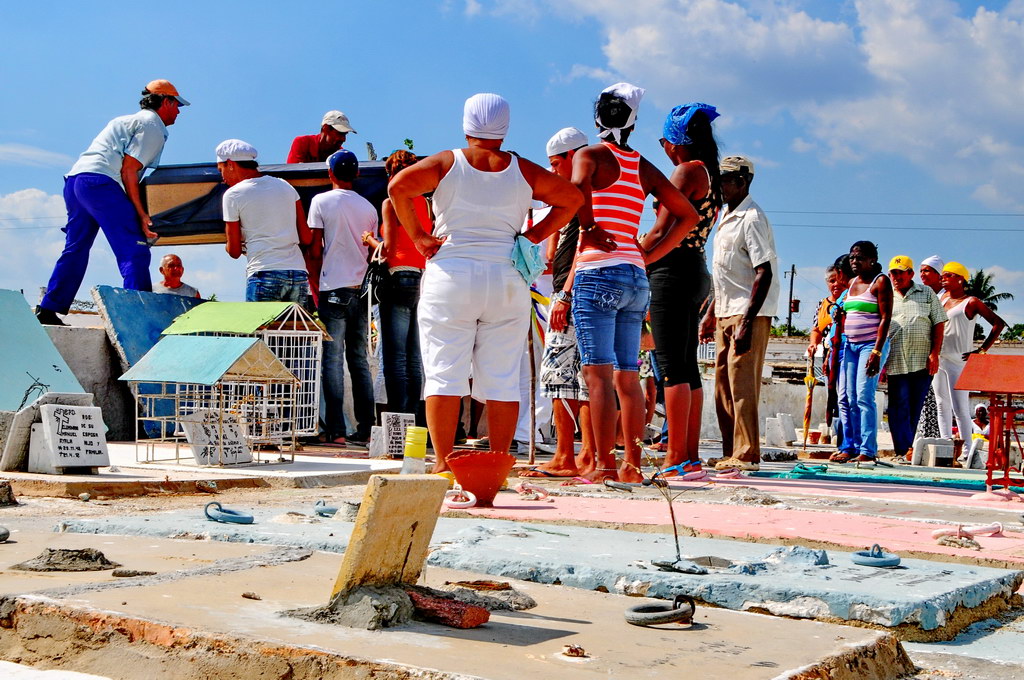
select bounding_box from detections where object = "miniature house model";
[121,336,299,465]
[161,302,328,438]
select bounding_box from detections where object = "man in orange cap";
[36,79,189,325]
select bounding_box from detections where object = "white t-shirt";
[222,176,307,278]
[308,188,379,290]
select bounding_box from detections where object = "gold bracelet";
[870,349,882,357]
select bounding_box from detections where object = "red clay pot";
[446,450,516,507]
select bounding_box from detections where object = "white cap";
[322,110,356,134]
[546,127,589,157]
[920,255,944,272]
[215,139,258,163]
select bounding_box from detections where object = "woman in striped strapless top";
[831,241,892,464]
[567,83,699,484]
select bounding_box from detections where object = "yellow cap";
[888,255,913,272]
[943,261,970,281]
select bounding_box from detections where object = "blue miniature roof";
[119,336,294,385]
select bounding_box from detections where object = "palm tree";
[965,269,1014,312]
[965,269,1013,340]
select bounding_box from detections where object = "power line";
[773,223,1024,233]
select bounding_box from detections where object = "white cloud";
[0,144,75,168]
[465,0,483,16]
[543,0,1024,209]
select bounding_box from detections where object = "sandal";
[829,452,854,464]
[653,462,707,482]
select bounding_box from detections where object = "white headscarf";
[596,82,645,144]
[920,255,944,272]
[463,93,510,140]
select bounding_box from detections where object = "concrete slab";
[0,533,913,680]
[331,474,448,597]
[0,290,85,415]
[56,512,1023,640]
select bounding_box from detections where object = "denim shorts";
[571,263,650,371]
[245,269,311,309]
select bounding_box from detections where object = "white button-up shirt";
[711,194,780,318]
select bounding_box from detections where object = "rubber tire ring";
[314,500,338,517]
[204,501,255,524]
[625,595,696,627]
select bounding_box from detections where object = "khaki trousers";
[714,316,770,463]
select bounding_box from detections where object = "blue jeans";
[379,270,423,414]
[839,339,889,458]
[245,270,310,307]
[572,264,650,370]
[888,370,932,456]
[41,173,152,314]
[318,287,374,440]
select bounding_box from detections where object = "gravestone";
[776,413,798,443]
[0,393,95,472]
[179,409,252,466]
[381,412,414,459]
[27,404,108,474]
[764,417,789,448]
[330,474,448,599]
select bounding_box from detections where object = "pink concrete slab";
[454,494,1024,565]
[706,475,1024,511]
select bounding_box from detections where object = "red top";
[287,134,334,164]
[577,142,646,270]
[387,196,431,269]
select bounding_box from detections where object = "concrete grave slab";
[0,393,94,472]
[57,511,1024,640]
[90,286,204,371]
[331,474,448,598]
[0,290,85,417]
[0,530,914,680]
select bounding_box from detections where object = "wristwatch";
[553,290,571,304]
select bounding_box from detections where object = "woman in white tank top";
[932,262,1005,439]
[387,93,582,475]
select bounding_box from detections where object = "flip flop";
[518,467,577,479]
[561,476,596,486]
[434,471,455,488]
[829,452,855,464]
[319,441,348,449]
[653,463,708,482]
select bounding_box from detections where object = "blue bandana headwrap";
[662,103,719,146]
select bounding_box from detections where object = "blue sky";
[2,0,1023,326]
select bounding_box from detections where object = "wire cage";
[121,336,301,466]
[162,303,328,439]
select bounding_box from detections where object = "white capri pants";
[933,355,971,439]
[418,258,529,402]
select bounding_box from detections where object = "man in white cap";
[287,111,356,164]
[699,155,779,472]
[217,139,312,304]
[521,127,596,478]
[36,79,189,325]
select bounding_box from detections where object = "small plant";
[403,138,415,151]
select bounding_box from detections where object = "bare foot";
[575,449,595,473]
[576,467,618,483]
[519,463,579,478]
[618,465,644,484]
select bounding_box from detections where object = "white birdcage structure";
[120,336,300,465]
[161,302,328,439]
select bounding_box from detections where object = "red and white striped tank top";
[576,142,646,271]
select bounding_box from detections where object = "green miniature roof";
[163,301,294,335]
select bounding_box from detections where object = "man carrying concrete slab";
[700,156,779,472]
[36,79,189,326]
[287,110,356,164]
[217,140,313,305]
[885,255,945,460]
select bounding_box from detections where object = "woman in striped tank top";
[831,241,892,464]
[567,83,699,483]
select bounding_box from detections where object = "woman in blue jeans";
[569,84,698,483]
[366,150,433,418]
[832,241,892,464]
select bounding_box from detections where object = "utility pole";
[786,264,796,336]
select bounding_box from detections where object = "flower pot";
[446,450,516,507]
